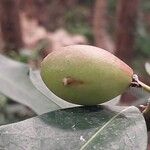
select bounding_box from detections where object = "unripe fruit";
[41,45,133,105]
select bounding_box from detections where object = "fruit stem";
[138,80,150,93]
[131,74,150,118]
[131,74,150,93]
[142,101,150,114]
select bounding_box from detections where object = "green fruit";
[41,45,133,105]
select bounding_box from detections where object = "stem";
[137,80,150,115]
[138,80,150,93]
[138,81,150,121]
[131,74,150,93]
[143,102,150,115]
[131,74,150,119]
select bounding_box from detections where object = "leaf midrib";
[80,106,133,150]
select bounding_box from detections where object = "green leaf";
[29,69,77,108]
[0,93,7,108]
[0,54,61,114]
[145,62,150,76]
[103,95,120,106]
[0,105,147,150]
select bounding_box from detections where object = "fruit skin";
[41,45,133,105]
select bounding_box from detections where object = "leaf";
[103,95,121,106]
[0,54,61,114]
[0,105,147,150]
[29,69,77,108]
[145,62,150,75]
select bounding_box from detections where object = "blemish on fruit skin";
[62,77,84,86]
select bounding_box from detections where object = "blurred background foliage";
[0,0,149,125]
